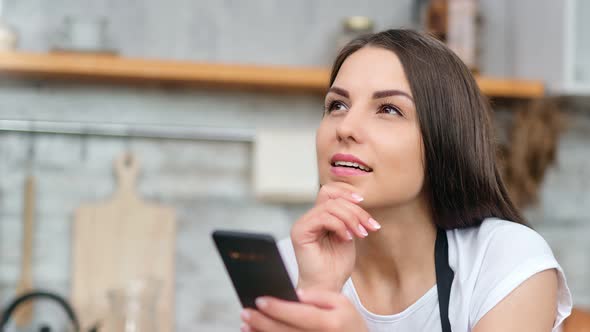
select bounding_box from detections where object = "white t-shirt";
[278,218,572,332]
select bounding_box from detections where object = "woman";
[240,29,572,332]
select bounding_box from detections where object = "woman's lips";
[330,153,373,177]
[330,153,371,170]
[331,166,371,177]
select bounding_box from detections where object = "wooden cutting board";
[71,153,175,331]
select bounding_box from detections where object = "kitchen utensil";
[14,136,36,327]
[13,175,35,327]
[71,153,175,332]
[0,290,99,332]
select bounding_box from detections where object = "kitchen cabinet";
[512,0,590,95]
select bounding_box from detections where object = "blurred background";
[0,0,588,331]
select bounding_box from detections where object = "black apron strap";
[435,227,454,332]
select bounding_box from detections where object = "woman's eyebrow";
[373,89,414,102]
[327,86,413,102]
[327,86,349,98]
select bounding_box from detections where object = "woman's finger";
[241,309,298,332]
[332,197,380,231]
[241,323,255,332]
[253,296,332,330]
[325,199,367,238]
[324,198,380,238]
[297,288,346,309]
[301,211,353,242]
[317,184,364,205]
[320,212,354,241]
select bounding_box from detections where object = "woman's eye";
[326,101,347,113]
[378,104,402,116]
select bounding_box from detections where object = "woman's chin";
[323,179,361,190]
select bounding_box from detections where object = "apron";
[435,227,454,332]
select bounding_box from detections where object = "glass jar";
[105,279,161,332]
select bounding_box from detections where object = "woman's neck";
[351,198,437,313]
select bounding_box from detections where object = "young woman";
[240,29,572,332]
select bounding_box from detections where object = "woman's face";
[316,46,425,209]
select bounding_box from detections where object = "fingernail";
[240,309,250,321]
[351,193,364,202]
[346,230,353,240]
[241,323,251,332]
[358,224,368,236]
[368,218,381,229]
[255,297,268,309]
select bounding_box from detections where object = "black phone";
[212,230,299,308]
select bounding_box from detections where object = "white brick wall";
[526,111,590,307]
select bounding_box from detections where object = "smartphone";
[212,230,299,308]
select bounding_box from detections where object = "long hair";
[329,29,526,229]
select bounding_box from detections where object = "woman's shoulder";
[448,217,554,262]
[447,217,560,298]
[448,218,572,329]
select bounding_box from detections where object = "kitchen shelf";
[0,51,544,98]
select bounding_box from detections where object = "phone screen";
[212,230,299,308]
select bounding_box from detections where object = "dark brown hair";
[329,29,526,229]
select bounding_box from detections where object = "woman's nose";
[335,109,364,143]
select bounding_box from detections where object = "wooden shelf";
[0,51,544,98]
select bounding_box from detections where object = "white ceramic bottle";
[447,0,477,70]
[0,0,17,50]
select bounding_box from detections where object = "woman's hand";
[240,288,368,332]
[291,184,380,292]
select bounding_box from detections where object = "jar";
[105,279,161,332]
[337,16,375,52]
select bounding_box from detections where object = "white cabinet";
[571,0,590,91]
[512,0,590,95]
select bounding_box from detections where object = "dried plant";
[496,98,564,208]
